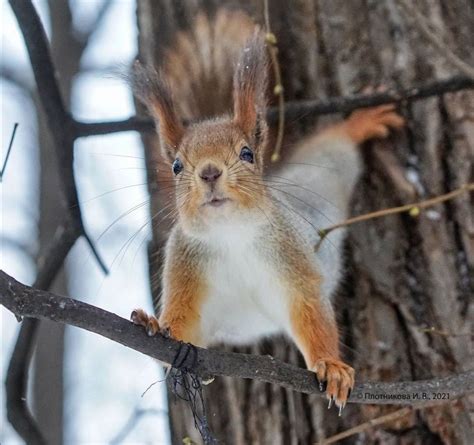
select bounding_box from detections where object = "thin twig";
[0,122,19,182]
[0,61,34,92]
[418,327,474,338]
[397,0,474,80]
[1,270,474,406]
[316,399,458,444]
[110,406,167,445]
[83,231,109,274]
[316,183,474,251]
[315,407,413,444]
[263,0,285,162]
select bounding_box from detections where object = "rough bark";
[137,1,474,444]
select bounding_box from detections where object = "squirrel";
[130,10,404,412]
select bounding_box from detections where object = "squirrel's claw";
[313,358,354,414]
[328,396,334,409]
[319,380,327,392]
[130,308,160,337]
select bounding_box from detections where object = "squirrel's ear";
[233,33,268,145]
[131,61,185,162]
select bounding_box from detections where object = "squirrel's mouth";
[203,197,231,208]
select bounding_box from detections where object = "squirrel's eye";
[172,158,184,175]
[239,146,254,163]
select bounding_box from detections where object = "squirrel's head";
[133,34,271,231]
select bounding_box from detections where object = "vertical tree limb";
[6,220,80,445]
[5,1,108,442]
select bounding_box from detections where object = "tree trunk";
[137,1,474,443]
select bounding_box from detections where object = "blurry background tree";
[33,3,111,443]
[2,1,101,441]
[1,1,169,443]
[137,1,473,444]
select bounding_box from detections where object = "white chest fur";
[198,220,290,346]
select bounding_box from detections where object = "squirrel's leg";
[290,294,354,412]
[132,230,207,346]
[285,102,405,216]
[131,292,204,345]
[157,253,207,347]
[157,294,204,346]
[282,102,404,298]
[325,102,405,146]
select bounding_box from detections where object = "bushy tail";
[161,9,257,121]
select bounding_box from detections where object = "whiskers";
[108,199,181,271]
[78,171,191,280]
[227,167,339,249]
[87,155,342,284]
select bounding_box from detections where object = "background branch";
[316,183,474,250]
[74,75,474,138]
[316,407,413,445]
[2,270,473,407]
[0,123,19,182]
[74,0,112,52]
[9,0,107,273]
[5,220,80,445]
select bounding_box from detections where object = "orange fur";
[158,230,208,346]
[290,294,354,407]
[325,103,405,144]
[290,295,339,367]
[275,229,355,407]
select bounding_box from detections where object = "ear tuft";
[233,32,268,143]
[131,61,185,162]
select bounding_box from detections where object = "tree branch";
[1,270,473,406]
[0,123,19,182]
[74,0,112,53]
[9,0,107,273]
[0,61,34,94]
[74,75,474,138]
[75,116,155,137]
[316,407,413,445]
[316,183,474,250]
[5,220,80,445]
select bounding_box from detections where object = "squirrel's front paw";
[130,308,160,337]
[312,358,355,415]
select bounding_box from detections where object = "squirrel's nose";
[199,164,222,183]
